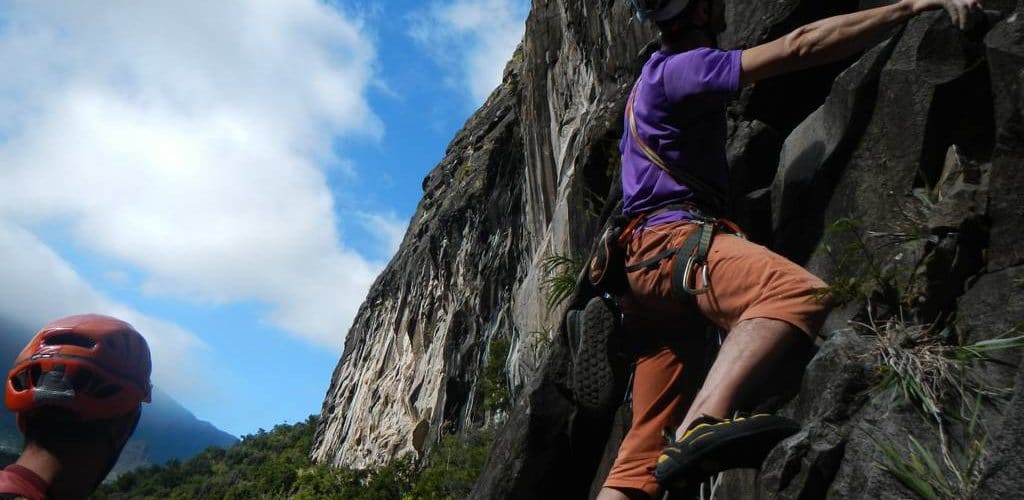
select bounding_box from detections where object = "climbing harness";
[588,77,736,298]
[619,77,745,300]
[623,215,744,301]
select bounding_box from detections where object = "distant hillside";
[132,387,238,465]
[95,416,494,499]
[0,390,237,478]
[0,412,18,455]
[0,404,17,468]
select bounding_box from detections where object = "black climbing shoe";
[654,414,801,492]
[568,296,622,414]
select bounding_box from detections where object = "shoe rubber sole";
[570,296,620,413]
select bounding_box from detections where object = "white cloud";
[0,1,388,350]
[356,211,408,258]
[0,222,205,397]
[409,0,529,103]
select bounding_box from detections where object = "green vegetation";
[480,337,511,413]
[820,217,1024,498]
[870,319,1024,422]
[94,416,497,499]
[814,218,901,307]
[540,253,584,311]
[521,328,553,373]
[864,318,1023,497]
[407,428,495,499]
[872,430,987,500]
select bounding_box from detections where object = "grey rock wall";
[311,0,655,469]
[313,0,1024,498]
[311,68,529,466]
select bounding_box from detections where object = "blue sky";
[0,0,529,437]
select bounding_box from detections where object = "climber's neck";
[661,28,715,54]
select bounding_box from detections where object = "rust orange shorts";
[602,221,831,498]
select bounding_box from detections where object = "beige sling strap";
[626,80,727,210]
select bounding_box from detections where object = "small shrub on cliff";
[521,328,553,373]
[814,218,902,308]
[541,253,584,311]
[480,337,511,412]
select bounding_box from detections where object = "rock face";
[311,0,654,468]
[313,0,1024,498]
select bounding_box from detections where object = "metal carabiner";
[681,255,711,295]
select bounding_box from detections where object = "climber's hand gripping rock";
[908,0,984,30]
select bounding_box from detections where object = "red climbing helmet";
[5,314,152,427]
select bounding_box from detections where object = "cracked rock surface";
[312,1,1024,498]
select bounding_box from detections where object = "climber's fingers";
[943,0,984,30]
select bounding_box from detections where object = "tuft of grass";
[869,404,988,500]
[872,434,978,500]
[867,315,1024,422]
[946,336,1024,363]
[1014,276,1024,290]
[521,328,553,373]
[861,309,1024,499]
[541,254,585,311]
[873,434,944,500]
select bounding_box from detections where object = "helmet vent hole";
[28,365,42,387]
[43,333,97,349]
[73,369,96,392]
[94,384,121,399]
[9,371,26,391]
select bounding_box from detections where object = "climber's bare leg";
[676,318,809,439]
[597,486,649,500]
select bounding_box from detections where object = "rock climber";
[582,0,984,498]
[1,314,153,500]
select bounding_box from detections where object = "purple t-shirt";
[620,48,742,226]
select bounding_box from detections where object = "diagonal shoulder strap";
[626,80,727,210]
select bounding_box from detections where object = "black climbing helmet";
[629,0,696,22]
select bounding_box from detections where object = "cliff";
[313,0,1024,498]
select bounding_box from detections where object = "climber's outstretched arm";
[739,0,982,85]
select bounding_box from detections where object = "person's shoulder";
[0,467,44,500]
[663,47,733,65]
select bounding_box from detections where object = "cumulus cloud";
[0,222,205,397]
[408,0,529,103]
[0,1,387,350]
[356,211,408,258]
